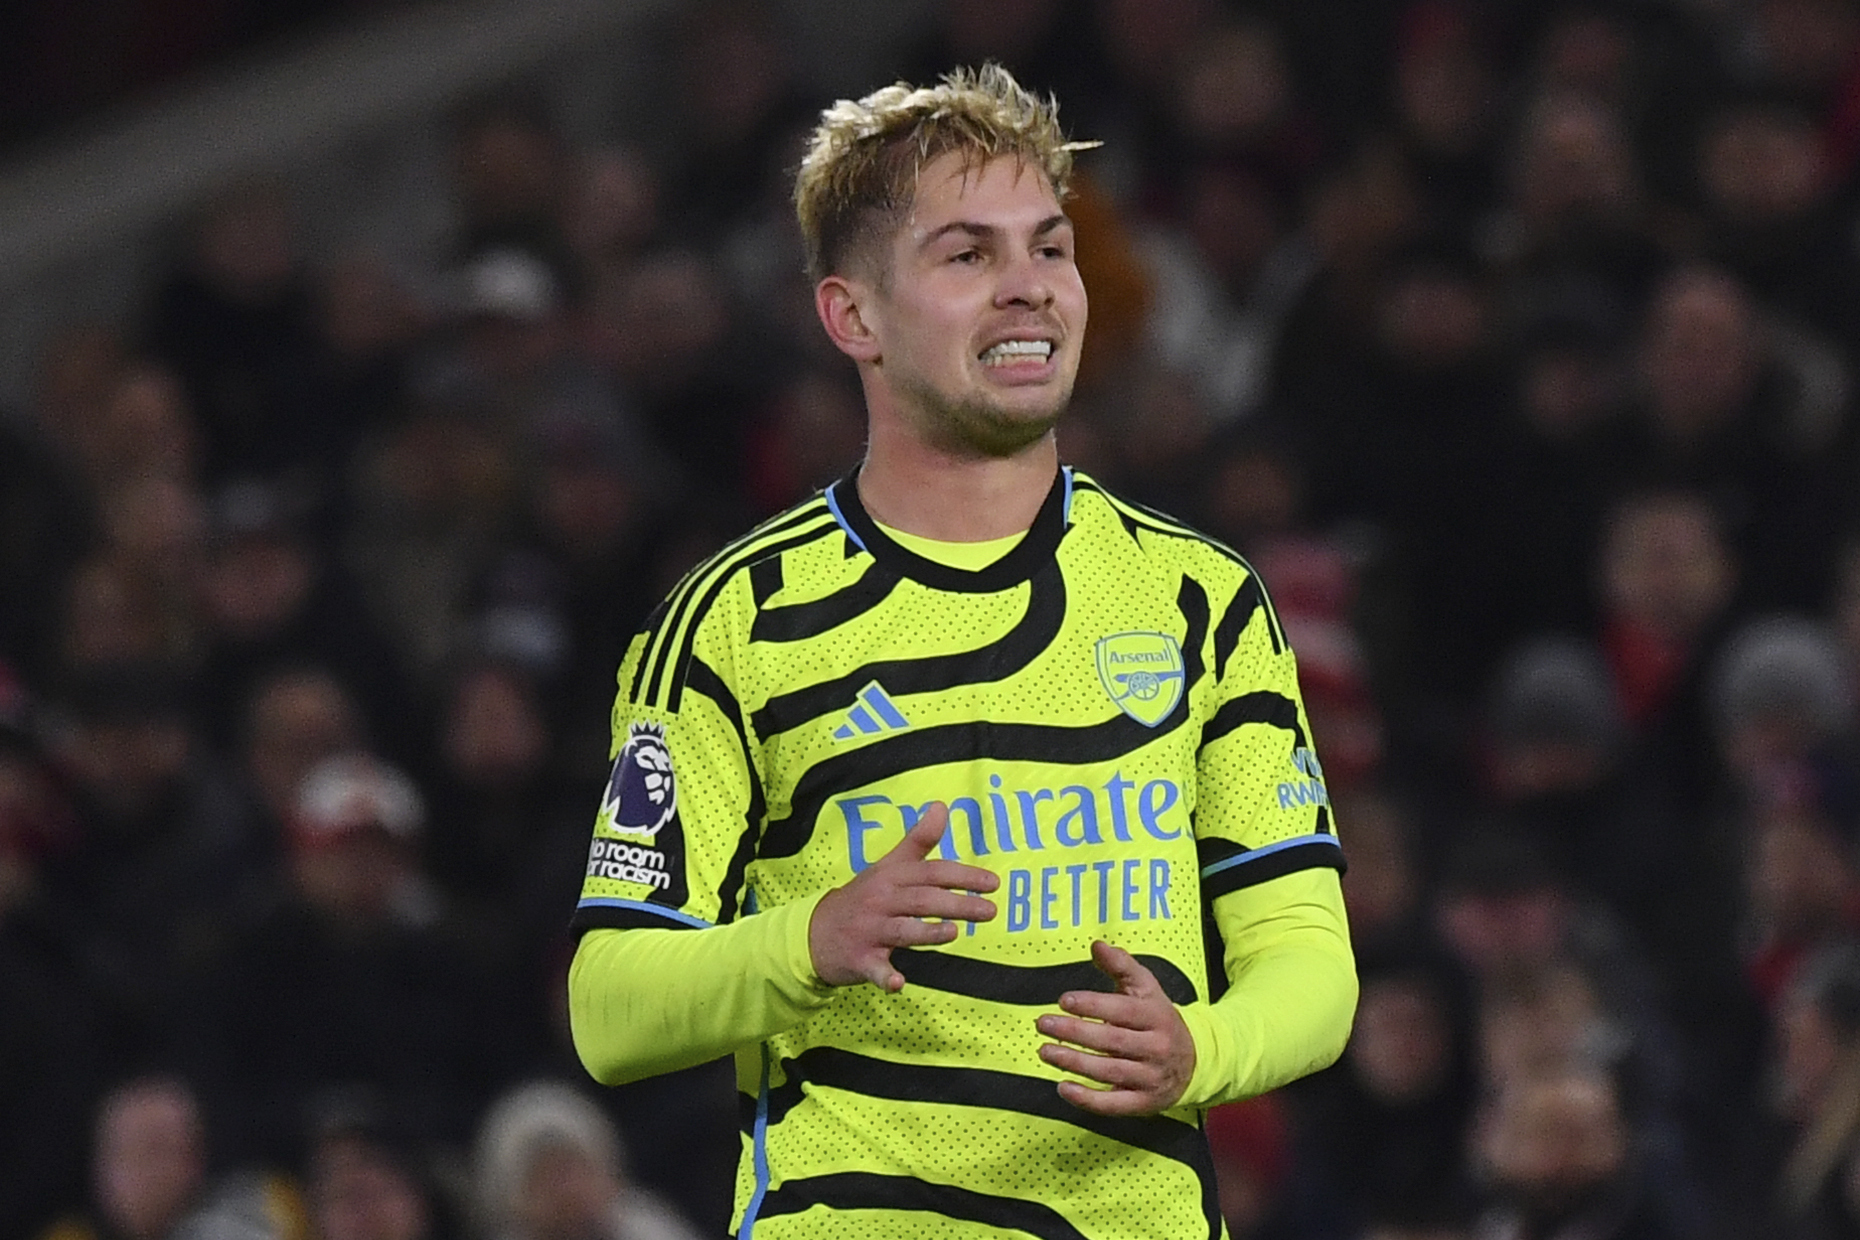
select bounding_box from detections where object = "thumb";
[1090,939,1152,995]
[887,802,950,863]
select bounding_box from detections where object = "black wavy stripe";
[1176,575,1209,689]
[1071,478,1248,569]
[643,512,838,711]
[569,904,704,934]
[751,565,900,644]
[750,560,1066,739]
[892,946,1199,1007]
[762,713,1166,860]
[684,656,765,924]
[1200,690,1306,751]
[760,573,1209,860]
[1195,837,1247,873]
[1197,839,1248,1003]
[754,1171,1090,1240]
[750,555,783,606]
[769,1047,1207,1164]
[661,523,842,713]
[625,599,671,705]
[631,504,829,705]
[1201,838,1346,900]
[830,469,1072,594]
[1212,574,1283,673]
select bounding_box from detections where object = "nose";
[995,251,1054,311]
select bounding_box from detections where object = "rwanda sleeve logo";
[1095,632,1185,727]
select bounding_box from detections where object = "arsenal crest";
[1095,632,1185,727]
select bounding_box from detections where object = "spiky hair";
[793,63,1095,284]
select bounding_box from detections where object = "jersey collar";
[825,466,1073,593]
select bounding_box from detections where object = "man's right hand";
[808,802,998,992]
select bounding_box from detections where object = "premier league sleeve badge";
[600,722,679,838]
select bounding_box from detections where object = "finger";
[1056,989,1158,1030]
[1037,1013,1151,1057]
[866,960,906,993]
[1039,1043,1150,1090]
[882,915,962,948]
[912,859,1001,894]
[883,802,950,863]
[1089,940,1157,996]
[886,889,998,923]
[1056,1079,1160,1117]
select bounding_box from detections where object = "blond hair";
[793,63,1095,284]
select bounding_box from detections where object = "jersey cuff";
[784,889,834,996]
[571,897,715,935]
[1199,834,1345,902]
[1177,1000,1250,1109]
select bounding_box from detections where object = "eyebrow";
[919,214,1073,249]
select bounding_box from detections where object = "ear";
[815,276,882,363]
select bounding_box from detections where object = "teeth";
[981,340,1052,365]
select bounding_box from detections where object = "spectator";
[1467,1067,1697,1240]
[188,753,519,1168]
[1707,615,1858,813]
[1388,0,1502,233]
[563,147,662,288]
[1289,943,1480,1238]
[1331,786,1428,953]
[658,0,812,249]
[308,254,429,464]
[421,649,593,1025]
[1621,264,1850,612]
[1742,806,1860,1016]
[37,1075,303,1240]
[40,663,259,1058]
[1772,941,1860,1238]
[83,362,201,493]
[472,1081,704,1240]
[143,182,338,486]
[56,554,197,679]
[1483,292,1632,643]
[447,91,574,268]
[1482,88,1667,326]
[301,1098,461,1240]
[1592,489,1739,804]
[237,667,369,839]
[343,405,519,684]
[0,382,92,686]
[0,682,97,1239]
[1695,95,1860,346]
[194,479,409,755]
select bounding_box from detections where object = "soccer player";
[567,64,1356,1239]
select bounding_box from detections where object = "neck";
[857,406,1059,542]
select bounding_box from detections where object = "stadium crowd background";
[10,0,1860,1237]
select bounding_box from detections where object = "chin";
[946,401,1064,458]
[902,376,1070,458]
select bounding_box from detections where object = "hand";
[808,803,999,992]
[1035,939,1197,1115]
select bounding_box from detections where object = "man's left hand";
[1035,939,1197,1116]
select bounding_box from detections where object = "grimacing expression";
[858,151,1088,457]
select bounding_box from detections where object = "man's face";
[857,151,1087,457]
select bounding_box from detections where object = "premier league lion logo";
[601,722,678,838]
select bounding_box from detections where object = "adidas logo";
[833,681,910,740]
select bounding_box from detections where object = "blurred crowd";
[11,0,1860,1237]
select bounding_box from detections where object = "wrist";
[796,888,839,992]
[1175,1002,1230,1109]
